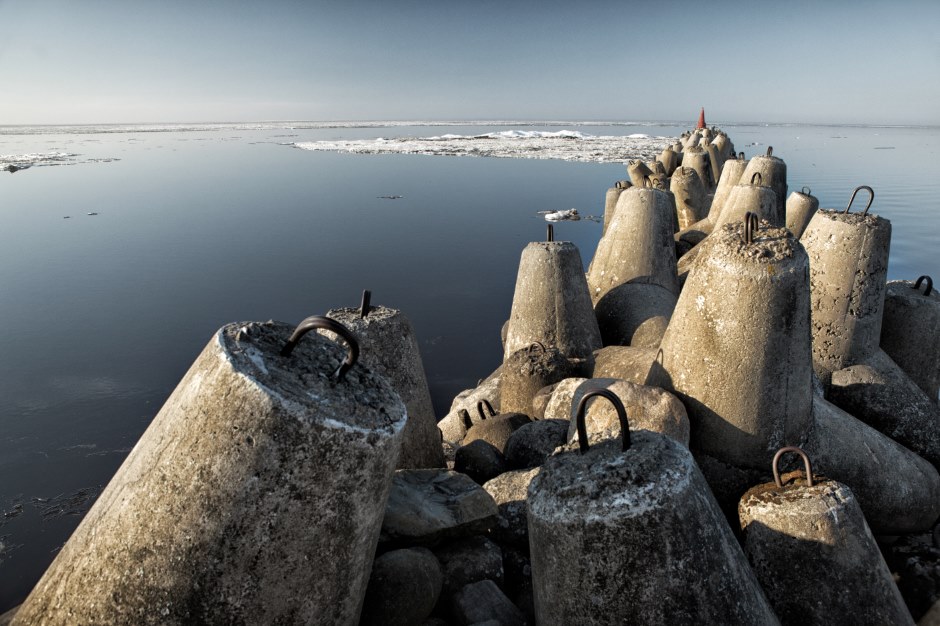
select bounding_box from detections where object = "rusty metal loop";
[459,408,473,429]
[546,223,554,242]
[575,388,631,454]
[738,151,745,160]
[360,289,372,319]
[744,212,759,245]
[477,399,497,420]
[801,186,811,196]
[914,275,933,297]
[280,315,359,383]
[615,180,628,189]
[529,341,547,354]
[750,172,763,186]
[843,185,874,216]
[772,446,815,488]
[643,175,652,189]
[766,146,773,157]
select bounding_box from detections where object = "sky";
[0,0,938,126]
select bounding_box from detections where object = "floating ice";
[294,130,673,164]
[0,151,119,172]
[544,208,581,222]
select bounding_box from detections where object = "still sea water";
[0,121,937,609]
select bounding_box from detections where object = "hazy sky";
[1,0,938,125]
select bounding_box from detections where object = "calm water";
[1,121,938,609]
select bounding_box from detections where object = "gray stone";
[802,208,891,383]
[499,344,581,415]
[505,420,569,469]
[591,345,657,384]
[785,188,819,239]
[454,440,509,485]
[13,321,406,625]
[595,282,677,348]
[433,536,504,594]
[527,432,778,624]
[649,222,813,469]
[803,395,940,534]
[739,476,913,625]
[881,278,940,401]
[829,349,940,467]
[381,469,499,546]
[325,305,444,469]
[529,383,557,419]
[360,548,444,626]
[503,241,601,361]
[483,468,540,548]
[450,580,526,626]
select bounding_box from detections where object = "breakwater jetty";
[4,119,940,625]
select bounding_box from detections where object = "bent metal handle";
[477,399,497,420]
[280,315,359,383]
[575,388,631,454]
[744,211,759,245]
[913,275,933,297]
[772,446,815,488]
[843,185,874,216]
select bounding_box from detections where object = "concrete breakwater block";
[594,282,677,348]
[670,166,708,230]
[484,468,541,548]
[739,448,913,625]
[359,547,444,626]
[680,145,713,190]
[587,186,680,303]
[541,377,689,448]
[785,186,819,239]
[740,147,788,214]
[528,423,777,624]
[500,343,583,414]
[504,240,601,361]
[881,277,940,401]
[590,344,658,384]
[711,175,781,230]
[438,367,502,445]
[676,156,749,243]
[602,179,630,236]
[801,199,891,382]
[650,222,814,469]
[380,469,499,547]
[326,300,444,469]
[13,319,407,625]
[803,395,940,534]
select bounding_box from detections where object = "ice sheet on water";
[294,130,673,164]
[0,151,119,172]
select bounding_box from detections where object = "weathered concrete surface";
[740,476,913,625]
[803,395,940,534]
[14,321,407,625]
[501,547,535,623]
[670,166,708,230]
[591,345,658,384]
[649,223,814,469]
[741,151,788,214]
[360,547,443,626]
[504,419,569,469]
[454,439,509,485]
[540,377,689,448]
[463,413,531,452]
[706,142,723,188]
[499,343,581,414]
[881,279,940,401]
[434,536,504,594]
[602,180,630,236]
[0,607,18,626]
[626,159,653,187]
[595,282,677,348]
[327,304,444,469]
[450,579,527,626]
[828,349,940,467]
[439,368,502,444]
[676,157,749,242]
[528,432,778,625]
[484,468,541,548]
[504,241,602,361]
[712,180,781,230]
[785,188,819,239]
[657,146,678,176]
[380,469,498,546]
[587,186,680,302]
[801,209,892,382]
[681,145,714,190]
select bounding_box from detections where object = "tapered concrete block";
[504,241,601,361]
[785,187,819,239]
[706,141,723,188]
[670,166,708,230]
[528,431,778,625]
[740,471,914,625]
[681,145,713,190]
[657,146,678,176]
[712,178,781,230]
[803,395,940,534]
[675,156,749,243]
[500,343,581,415]
[801,208,891,381]
[602,180,630,236]
[881,278,940,401]
[13,321,406,625]
[587,186,680,302]
[650,222,814,469]
[327,304,444,469]
[741,150,787,213]
[594,282,677,348]
[626,159,653,187]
